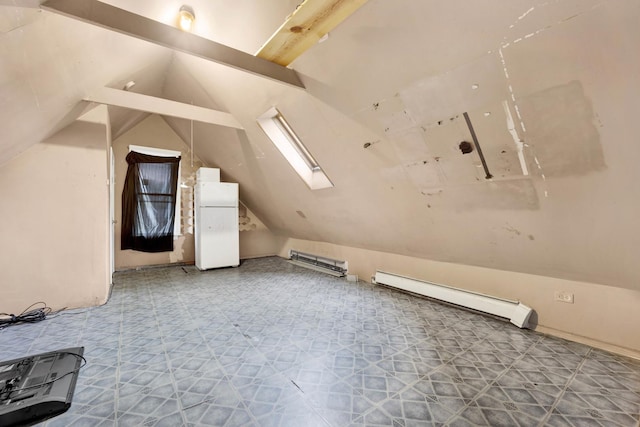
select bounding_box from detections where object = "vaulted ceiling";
[1,0,639,291]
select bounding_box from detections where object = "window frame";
[257,108,333,190]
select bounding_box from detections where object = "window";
[121,147,181,253]
[257,107,333,190]
[128,146,182,236]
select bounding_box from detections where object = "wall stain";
[504,225,522,236]
[518,80,606,177]
[422,189,444,197]
[363,139,380,149]
[405,159,431,168]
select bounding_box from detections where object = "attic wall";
[0,7,171,167]
[299,1,639,291]
[281,238,640,358]
[238,202,287,260]
[0,120,110,314]
[172,0,640,292]
[113,114,200,269]
[113,114,284,269]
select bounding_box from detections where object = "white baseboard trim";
[535,325,640,361]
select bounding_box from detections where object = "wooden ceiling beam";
[256,0,369,66]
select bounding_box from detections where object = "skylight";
[257,108,333,190]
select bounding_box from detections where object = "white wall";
[0,120,110,313]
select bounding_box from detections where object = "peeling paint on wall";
[518,81,605,177]
[239,203,263,231]
[404,159,443,189]
[502,100,528,176]
[513,7,535,27]
[389,128,431,164]
[498,48,527,133]
[444,178,539,211]
[502,1,606,47]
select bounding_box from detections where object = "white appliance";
[194,173,239,270]
[373,271,533,329]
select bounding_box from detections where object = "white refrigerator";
[194,181,239,270]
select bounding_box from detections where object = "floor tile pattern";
[1,257,638,426]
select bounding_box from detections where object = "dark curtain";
[121,151,181,253]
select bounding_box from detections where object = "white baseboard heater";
[288,250,347,277]
[373,271,533,328]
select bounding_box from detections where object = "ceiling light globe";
[178,6,195,32]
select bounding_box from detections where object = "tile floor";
[1,257,639,426]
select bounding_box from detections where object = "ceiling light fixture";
[178,5,195,32]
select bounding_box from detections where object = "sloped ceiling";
[0,0,300,165]
[107,56,173,140]
[0,4,172,164]
[1,0,639,292]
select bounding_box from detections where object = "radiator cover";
[288,250,347,277]
[374,270,533,328]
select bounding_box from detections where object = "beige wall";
[239,202,286,259]
[240,231,286,260]
[113,114,201,269]
[114,114,283,269]
[281,238,640,359]
[0,120,110,314]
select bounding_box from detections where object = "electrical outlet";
[554,291,574,304]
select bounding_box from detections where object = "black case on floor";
[0,347,84,427]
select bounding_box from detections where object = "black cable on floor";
[0,302,53,330]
